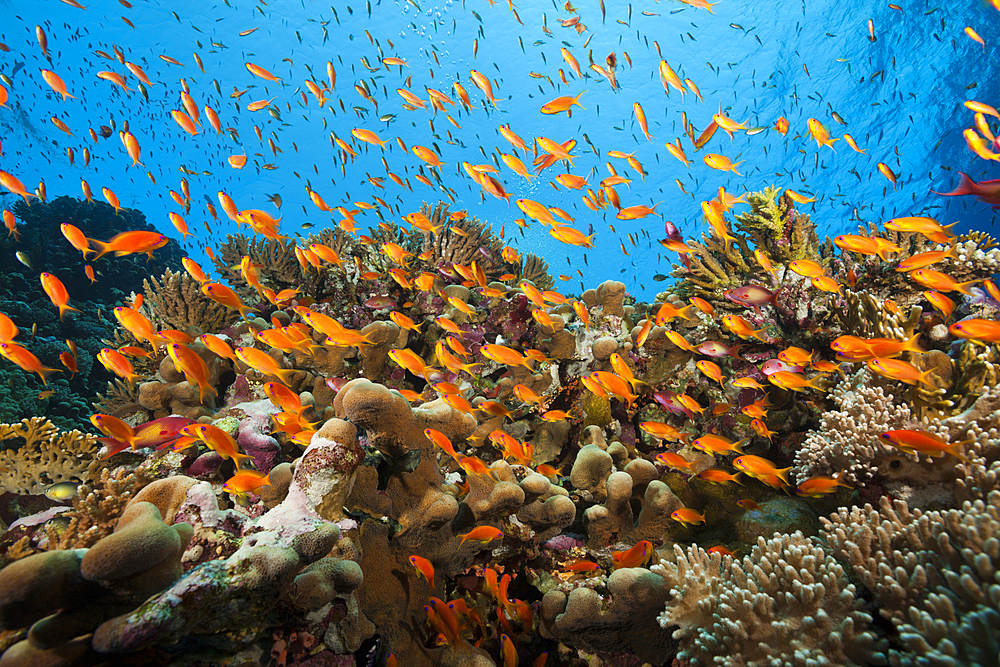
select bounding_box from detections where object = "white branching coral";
[654,532,886,667]
[793,369,919,484]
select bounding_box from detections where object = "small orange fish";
[796,474,851,498]
[950,318,1000,344]
[458,525,504,546]
[540,91,586,116]
[880,430,970,461]
[612,540,653,569]
[0,342,60,384]
[409,555,435,589]
[655,451,695,471]
[223,469,272,495]
[695,468,742,485]
[866,357,938,387]
[732,455,792,488]
[40,273,81,321]
[671,507,707,525]
[909,268,977,295]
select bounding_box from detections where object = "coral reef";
[2,184,1000,667]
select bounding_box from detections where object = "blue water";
[1,0,997,300]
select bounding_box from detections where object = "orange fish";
[458,525,504,546]
[540,91,585,116]
[40,69,76,101]
[950,318,1000,344]
[695,469,743,485]
[235,346,299,386]
[612,540,654,569]
[168,343,218,403]
[865,357,938,387]
[691,434,746,456]
[796,474,851,498]
[89,231,168,260]
[0,342,60,384]
[671,507,707,525]
[40,273,80,321]
[721,314,768,342]
[732,455,791,488]
[409,555,434,588]
[909,269,977,295]
[203,283,256,320]
[655,451,695,471]
[880,430,970,460]
[223,469,272,495]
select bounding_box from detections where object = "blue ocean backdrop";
[1,0,996,299]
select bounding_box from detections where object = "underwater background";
[0,0,999,665]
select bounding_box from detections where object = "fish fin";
[678,304,699,321]
[948,439,973,462]
[904,333,926,355]
[957,279,979,295]
[775,466,793,485]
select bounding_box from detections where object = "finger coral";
[654,532,887,666]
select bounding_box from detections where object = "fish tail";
[903,333,926,355]
[956,279,979,295]
[58,304,82,321]
[273,367,300,386]
[732,472,744,486]
[948,439,973,462]
[775,466,793,485]
[678,304,699,321]
[461,361,483,376]
[732,438,749,454]
[805,377,827,392]
[35,365,61,385]
[87,237,114,261]
[198,381,219,404]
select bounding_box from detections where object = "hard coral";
[0,418,100,496]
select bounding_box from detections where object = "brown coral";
[0,418,100,496]
[142,268,240,334]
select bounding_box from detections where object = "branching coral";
[419,201,504,274]
[0,418,100,495]
[142,268,240,333]
[213,233,300,295]
[734,186,820,263]
[792,369,919,485]
[517,252,554,291]
[654,532,886,666]
[43,467,148,552]
[836,289,922,339]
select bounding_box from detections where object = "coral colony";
[3,3,1000,667]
